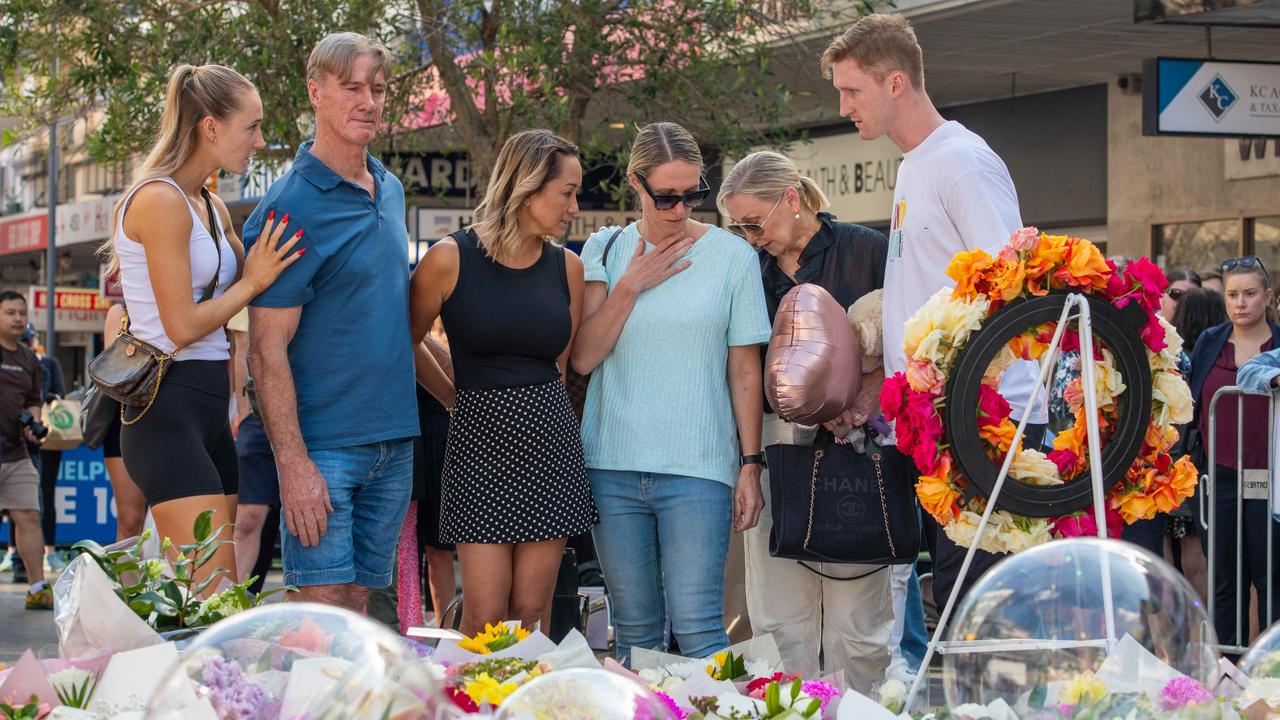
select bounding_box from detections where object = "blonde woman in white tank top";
[102,64,301,594]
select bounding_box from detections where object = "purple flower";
[635,690,688,720]
[200,656,268,720]
[801,680,840,711]
[1159,676,1213,710]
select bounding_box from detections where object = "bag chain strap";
[803,447,898,559]
[872,450,897,558]
[803,449,824,550]
[119,355,169,426]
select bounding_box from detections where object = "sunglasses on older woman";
[726,196,783,239]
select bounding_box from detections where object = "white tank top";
[114,177,238,360]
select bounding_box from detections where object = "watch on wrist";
[739,453,766,468]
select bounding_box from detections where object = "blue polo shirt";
[243,141,419,451]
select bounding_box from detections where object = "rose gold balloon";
[765,284,862,425]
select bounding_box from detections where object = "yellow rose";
[1153,370,1193,426]
[1090,349,1126,409]
[989,514,1053,553]
[1149,316,1183,372]
[944,510,983,550]
[1060,671,1107,706]
[983,346,1017,387]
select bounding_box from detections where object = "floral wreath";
[880,228,1199,554]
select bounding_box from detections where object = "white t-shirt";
[883,121,1048,424]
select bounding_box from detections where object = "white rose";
[1153,371,1193,426]
[1010,449,1062,486]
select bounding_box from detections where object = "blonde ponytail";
[718,151,829,217]
[101,64,255,274]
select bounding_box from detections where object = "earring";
[794,213,800,220]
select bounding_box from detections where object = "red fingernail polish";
[281,213,289,225]
[267,211,274,222]
[299,248,306,255]
[294,230,303,239]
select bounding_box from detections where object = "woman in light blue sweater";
[571,122,772,663]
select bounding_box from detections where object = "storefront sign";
[761,134,902,224]
[1144,58,1280,137]
[29,286,111,333]
[408,207,717,253]
[55,196,117,246]
[0,211,48,255]
[100,264,125,302]
[1225,136,1280,180]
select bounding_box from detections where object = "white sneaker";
[45,552,66,573]
[886,655,917,685]
[0,548,12,573]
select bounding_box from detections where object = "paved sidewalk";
[0,578,58,662]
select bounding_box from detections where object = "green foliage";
[71,510,289,632]
[1,1,859,191]
[0,697,43,720]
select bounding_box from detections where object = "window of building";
[1153,219,1241,272]
[1247,215,1280,283]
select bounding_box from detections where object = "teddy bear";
[845,289,889,451]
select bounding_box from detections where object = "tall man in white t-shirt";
[822,13,1048,643]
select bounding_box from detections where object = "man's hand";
[279,456,333,547]
[22,428,42,445]
[733,464,764,532]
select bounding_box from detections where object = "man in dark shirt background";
[0,290,51,608]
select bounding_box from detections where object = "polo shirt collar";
[293,140,387,191]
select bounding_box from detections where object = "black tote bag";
[765,433,920,569]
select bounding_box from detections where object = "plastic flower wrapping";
[881,229,1198,554]
[941,538,1222,719]
[143,603,446,720]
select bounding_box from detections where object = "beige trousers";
[743,413,893,694]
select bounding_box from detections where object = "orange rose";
[1053,237,1111,291]
[947,249,994,300]
[986,258,1027,304]
[917,453,961,524]
[1114,487,1159,524]
[1053,418,1088,459]
[1025,233,1069,295]
[1008,332,1048,361]
[980,418,1020,454]
[1144,423,1179,454]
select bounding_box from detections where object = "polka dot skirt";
[439,379,598,544]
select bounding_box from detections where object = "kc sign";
[1144,58,1280,137]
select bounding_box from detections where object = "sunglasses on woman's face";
[727,196,783,239]
[1222,255,1271,282]
[635,173,711,210]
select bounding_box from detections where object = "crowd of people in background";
[5,10,1280,697]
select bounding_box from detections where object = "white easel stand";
[905,292,1119,711]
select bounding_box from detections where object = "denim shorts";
[280,439,413,589]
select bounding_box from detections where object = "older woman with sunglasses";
[1188,255,1280,647]
[717,151,897,691]
[1161,267,1201,320]
[571,122,771,663]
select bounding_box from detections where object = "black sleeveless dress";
[437,229,597,543]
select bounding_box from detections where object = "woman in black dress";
[409,129,596,634]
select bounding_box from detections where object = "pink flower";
[1010,227,1039,252]
[905,359,946,395]
[976,384,1012,428]
[904,392,943,470]
[1047,448,1079,476]
[1104,260,1131,305]
[801,680,841,710]
[1052,511,1097,538]
[1123,258,1167,313]
[1159,677,1213,710]
[1140,314,1168,353]
[880,373,910,420]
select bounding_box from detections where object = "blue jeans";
[589,470,732,663]
[281,439,414,588]
[902,566,928,671]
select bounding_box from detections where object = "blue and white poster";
[0,445,116,548]
[1143,58,1280,137]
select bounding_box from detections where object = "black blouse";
[760,212,888,322]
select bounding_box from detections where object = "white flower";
[1009,449,1062,486]
[744,658,774,679]
[879,678,907,712]
[1149,316,1183,372]
[1153,371,1193,426]
[663,659,705,679]
[903,289,990,370]
[1091,349,1126,409]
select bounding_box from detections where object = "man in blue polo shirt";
[246,32,419,611]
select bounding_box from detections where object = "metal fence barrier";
[1205,385,1277,655]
